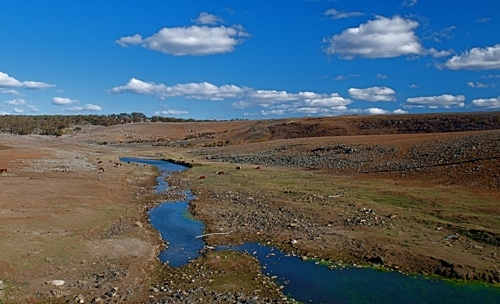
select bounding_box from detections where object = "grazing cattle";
[255,166,261,169]
[98,167,106,172]
[97,160,103,164]
[198,175,206,179]
[0,168,7,174]
[217,171,225,175]
[236,166,241,170]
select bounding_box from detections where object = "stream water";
[122,157,500,304]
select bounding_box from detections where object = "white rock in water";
[47,280,65,286]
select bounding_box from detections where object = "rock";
[367,256,384,265]
[47,279,65,286]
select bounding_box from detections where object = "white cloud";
[52,97,78,105]
[393,109,408,114]
[476,17,490,23]
[239,91,352,116]
[13,107,24,113]
[0,111,9,115]
[0,72,54,90]
[481,74,500,79]
[111,78,246,100]
[115,34,142,47]
[406,94,465,108]
[334,74,359,81]
[471,97,500,109]
[193,12,224,25]
[348,86,396,102]
[445,44,500,70]
[324,8,363,19]
[323,16,424,59]
[0,89,21,95]
[116,25,248,56]
[402,0,418,7]
[409,84,418,88]
[431,26,456,43]
[4,99,26,106]
[428,47,453,58]
[66,104,102,112]
[155,109,189,116]
[112,78,353,117]
[376,74,388,79]
[365,108,388,114]
[467,81,495,88]
[26,104,39,112]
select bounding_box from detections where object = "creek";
[122,157,500,304]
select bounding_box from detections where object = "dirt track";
[0,115,499,303]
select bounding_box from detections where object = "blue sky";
[0,0,499,120]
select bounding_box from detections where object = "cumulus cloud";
[111,78,354,117]
[0,72,54,90]
[155,109,189,116]
[405,94,465,108]
[66,104,102,112]
[239,91,352,116]
[324,8,363,19]
[116,25,248,56]
[323,16,424,59]
[52,97,78,105]
[4,99,26,106]
[445,44,500,70]
[0,88,21,95]
[348,86,396,102]
[467,81,495,88]
[428,47,453,58]
[111,78,246,100]
[3,98,38,113]
[193,12,224,25]
[393,109,408,114]
[365,108,388,114]
[471,97,500,109]
[402,0,418,7]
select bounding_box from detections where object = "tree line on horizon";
[0,113,222,136]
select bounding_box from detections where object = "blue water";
[120,157,205,267]
[220,243,500,304]
[122,157,500,303]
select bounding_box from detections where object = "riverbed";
[123,157,500,303]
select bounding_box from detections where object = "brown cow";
[236,166,241,170]
[217,171,225,175]
[198,175,206,179]
[98,167,106,172]
[255,166,261,169]
[0,168,7,174]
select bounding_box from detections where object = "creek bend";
[123,157,500,304]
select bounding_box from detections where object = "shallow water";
[122,157,500,303]
[120,157,205,267]
[220,243,500,304]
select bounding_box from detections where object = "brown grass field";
[0,113,498,303]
